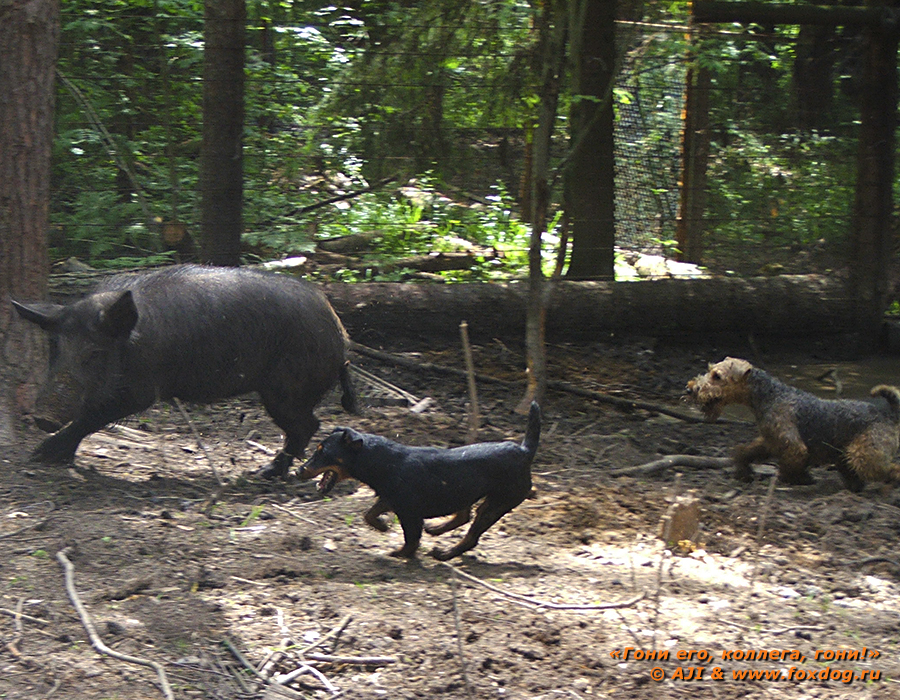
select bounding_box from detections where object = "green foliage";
[49,0,866,275]
[707,129,855,245]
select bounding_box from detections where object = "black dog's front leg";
[391,516,424,558]
[364,497,394,532]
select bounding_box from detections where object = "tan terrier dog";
[686,357,900,491]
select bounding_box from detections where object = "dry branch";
[223,638,307,699]
[441,562,645,611]
[296,614,353,656]
[56,548,175,700]
[608,455,733,477]
[351,341,706,422]
[303,653,397,665]
[0,607,49,627]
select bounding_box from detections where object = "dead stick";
[296,614,353,656]
[608,455,732,477]
[440,562,645,610]
[275,664,340,695]
[56,548,175,700]
[350,341,714,423]
[0,607,49,626]
[303,653,397,665]
[223,638,307,700]
[748,474,778,594]
[459,321,480,442]
[448,568,475,700]
[173,397,223,486]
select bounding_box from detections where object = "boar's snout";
[33,371,82,433]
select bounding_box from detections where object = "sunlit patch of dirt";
[1,338,899,699]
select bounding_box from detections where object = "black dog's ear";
[341,428,364,452]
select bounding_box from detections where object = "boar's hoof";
[256,452,293,480]
[30,437,77,466]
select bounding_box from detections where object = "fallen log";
[48,271,859,344]
[324,274,857,343]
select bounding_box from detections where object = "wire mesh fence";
[50,5,883,282]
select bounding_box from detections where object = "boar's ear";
[98,291,139,337]
[11,299,64,331]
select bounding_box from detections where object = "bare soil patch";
[1,337,898,699]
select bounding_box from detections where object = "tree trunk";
[0,0,59,444]
[518,0,568,412]
[849,0,899,343]
[200,0,245,266]
[564,0,616,279]
[675,54,710,264]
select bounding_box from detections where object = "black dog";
[300,403,541,560]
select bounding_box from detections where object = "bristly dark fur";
[300,402,541,560]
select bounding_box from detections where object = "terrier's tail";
[522,401,542,455]
[871,385,900,422]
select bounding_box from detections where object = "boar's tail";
[340,361,361,415]
[522,401,541,456]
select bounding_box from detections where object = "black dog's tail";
[522,401,541,455]
[340,361,361,415]
[872,385,900,423]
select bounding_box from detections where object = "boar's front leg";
[30,401,146,466]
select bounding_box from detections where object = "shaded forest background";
[50,0,880,282]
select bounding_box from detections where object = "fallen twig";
[5,598,24,658]
[270,502,318,527]
[303,653,397,665]
[448,568,475,700]
[440,562,645,610]
[0,607,49,627]
[350,341,712,422]
[718,618,824,636]
[608,455,732,477]
[849,556,900,569]
[0,517,50,540]
[56,548,175,700]
[173,398,223,486]
[297,614,353,656]
[223,638,307,699]
[275,664,341,695]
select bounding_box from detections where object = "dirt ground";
[1,335,899,700]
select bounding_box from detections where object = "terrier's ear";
[341,429,364,452]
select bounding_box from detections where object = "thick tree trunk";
[564,0,616,279]
[675,59,710,264]
[849,0,898,343]
[200,0,245,266]
[0,0,59,443]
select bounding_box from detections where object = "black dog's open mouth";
[317,469,339,495]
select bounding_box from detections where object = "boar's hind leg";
[256,393,321,480]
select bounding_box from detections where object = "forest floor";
[1,334,899,700]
